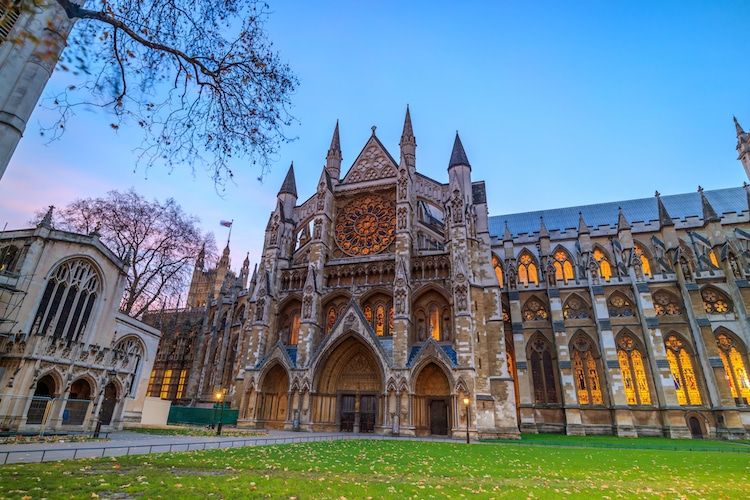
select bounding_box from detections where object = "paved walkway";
[0,430,458,464]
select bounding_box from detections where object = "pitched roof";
[489,186,747,238]
[448,133,470,168]
[278,163,297,197]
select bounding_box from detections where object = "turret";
[325,121,342,181]
[734,116,750,180]
[277,162,298,217]
[195,243,206,271]
[399,105,416,170]
[240,253,250,288]
[447,132,472,198]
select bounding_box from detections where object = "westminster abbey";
[145,110,750,439]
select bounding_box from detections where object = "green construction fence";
[166,404,238,426]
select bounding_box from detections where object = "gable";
[342,135,399,184]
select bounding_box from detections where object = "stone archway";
[257,363,290,428]
[413,362,451,436]
[99,382,119,425]
[312,336,384,433]
[63,378,93,426]
[26,375,56,425]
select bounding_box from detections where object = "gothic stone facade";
[0,215,161,432]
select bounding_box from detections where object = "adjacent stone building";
[0,211,160,431]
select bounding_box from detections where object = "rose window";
[334,195,395,256]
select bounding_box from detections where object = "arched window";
[701,287,732,314]
[528,334,558,404]
[664,334,702,405]
[633,242,652,278]
[715,330,750,405]
[608,292,635,317]
[114,336,145,396]
[593,248,613,281]
[0,245,20,273]
[0,3,20,43]
[30,259,100,341]
[492,254,504,288]
[413,290,450,342]
[326,307,337,334]
[278,301,301,345]
[522,296,548,321]
[563,294,590,319]
[517,251,539,286]
[570,334,604,405]
[616,333,652,405]
[362,293,393,337]
[708,249,720,269]
[552,249,575,282]
[652,290,682,316]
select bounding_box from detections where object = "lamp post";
[215,390,225,436]
[463,396,470,444]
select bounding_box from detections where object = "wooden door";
[340,394,355,432]
[359,395,377,433]
[429,399,448,435]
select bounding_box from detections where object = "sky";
[1,0,749,272]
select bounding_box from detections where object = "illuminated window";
[708,250,720,269]
[413,291,449,342]
[529,334,558,404]
[571,335,603,405]
[665,335,702,405]
[553,249,575,282]
[653,290,682,316]
[518,251,539,286]
[701,287,732,314]
[389,307,394,332]
[716,331,750,405]
[563,295,590,319]
[492,254,504,288]
[593,248,612,281]
[364,305,373,323]
[148,370,158,397]
[326,307,337,334]
[375,305,386,336]
[176,369,188,399]
[616,333,651,405]
[362,294,393,337]
[522,297,548,321]
[160,369,173,399]
[633,243,652,277]
[279,303,302,345]
[608,292,635,317]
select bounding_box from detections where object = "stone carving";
[398,169,407,200]
[455,283,468,311]
[255,298,265,321]
[451,190,463,224]
[397,207,407,230]
[346,143,397,182]
[334,194,396,256]
[314,218,322,239]
[302,296,312,319]
[394,288,406,315]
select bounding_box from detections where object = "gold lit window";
[518,252,539,286]
[148,369,158,397]
[665,335,702,405]
[716,332,750,405]
[617,334,651,405]
[701,287,731,314]
[634,243,652,277]
[653,290,682,316]
[160,369,173,399]
[553,249,575,282]
[176,369,188,399]
[709,250,720,269]
[593,248,612,281]
[375,305,386,337]
[522,297,548,321]
[571,336,603,405]
[608,293,635,317]
[492,254,504,288]
[362,295,394,337]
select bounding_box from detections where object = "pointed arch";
[360,290,393,338]
[652,289,682,316]
[551,246,575,282]
[412,287,451,342]
[701,286,733,314]
[522,295,548,321]
[664,332,702,406]
[714,327,750,405]
[492,253,504,288]
[527,332,559,404]
[607,291,636,318]
[562,293,591,320]
[257,361,290,427]
[615,329,652,405]
[517,249,539,286]
[633,240,653,278]
[592,245,613,281]
[569,331,604,406]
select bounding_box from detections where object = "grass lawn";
[130,426,266,438]
[1,439,748,499]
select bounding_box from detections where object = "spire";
[538,216,549,238]
[328,120,341,156]
[448,132,470,169]
[503,220,512,242]
[655,190,674,227]
[38,205,54,228]
[616,207,631,231]
[698,186,720,223]
[735,115,744,136]
[250,263,258,285]
[325,121,342,180]
[400,105,415,144]
[577,212,589,235]
[278,162,297,197]
[243,252,250,267]
[196,243,206,269]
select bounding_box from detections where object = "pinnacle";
[698,186,720,223]
[448,132,470,168]
[577,212,589,235]
[655,190,674,227]
[278,162,297,197]
[328,120,341,154]
[617,207,631,231]
[401,105,415,142]
[734,115,744,136]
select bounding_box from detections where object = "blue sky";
[1,0,749,270]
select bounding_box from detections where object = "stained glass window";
[701,287,732,314]
[593,248,612,281]
[665,335,702,405]
[529,335,558,404]
[326,307,337,334]
[709,250,720,269]
[617,333,652,405]
[608,292,635,317]
[364,305,373,323]
[289,313,300,345]
[375,305,386,337]
[492,254,504,288]
[522,297,549,321]
[563,295,590,319]
[389,307,394,332]
[334,195,396,256]
[634,243,652,277]
[653,290,682,316]
[176,369,188,399]
[363,295,394,337]
[572,336,604,405]
[518,251,539,286]
[716,332,750,405]
[553,249,575,282]
[160,370,172,399]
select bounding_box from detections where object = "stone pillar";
[548,289,583,435]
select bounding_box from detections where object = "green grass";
[483,432,750,452]
[129,426,266,438]
[2,439,749,498]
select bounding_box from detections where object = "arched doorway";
[257,364,289,428]
[314,336,383,433]
[99,382,118,425]
[63,379,92,426]
[414,362,451,436]
[26,375,56,425]
[688,416,704,439]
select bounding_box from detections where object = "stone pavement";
[0,430,458,464]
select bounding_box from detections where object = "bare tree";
[32,189,217,317]
[4,0,297,185]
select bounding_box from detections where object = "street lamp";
[463,396,470,444]
[215,390,225,436]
